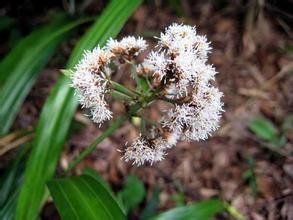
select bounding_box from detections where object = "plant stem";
[110,90,133,101]
[65,103,141,173]
[110,80,140,98]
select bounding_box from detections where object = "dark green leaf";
[0,16,15,32]
[152,199,225,220]
[82,167,125,210]
[83,168,112,194]
[0,16,88,135]
[16,1,142,219]
[0,147,28,220]
[0,188,20,220]
[118,175,145,213]
[140,186,160,220]
[0,15,63,84]
[242,157,257,197]
[48,175,125,220]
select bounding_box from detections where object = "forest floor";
[2,0,292,219]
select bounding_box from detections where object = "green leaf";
[47,175,126,220]
[0,146,28,220]
[242,157,257,197]
[118,175,145,213]
[15,1,142,219]
[0,15,88,135]
[140,186,160,220]
[249,116,279,142]
[82,168,112,194]
[83,167,126,212]
[171,192,186,206]
[152,199,225,220]
[0,15,60,84]
[0,16,15,32]
[0,188,20,220]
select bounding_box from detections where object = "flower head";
[70,23,223,166]
[122,23,223,165]
[106,36,148,63]
[71,47,112,125]
[163,86,223,141]
[123,136,166,166]
[74,46,112,74]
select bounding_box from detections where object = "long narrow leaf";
[152,199,225,220]
[0,16,89,135]
[48,175,125,220]
[0,16,15,32]
[16,1,142,219]
[0,146,28,220]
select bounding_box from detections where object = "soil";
[1,0,292,219]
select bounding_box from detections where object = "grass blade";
[0,16,89,135]
[16,1,142,219]
[0,16,15,32]
[47,175,125,220]
[0,146,28,220]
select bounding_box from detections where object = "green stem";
[65,103,141,173]
[110,80,140,98]
[110,90,133,101]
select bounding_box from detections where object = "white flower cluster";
[71,38,147,124]
[71,23,223,166]
[124,23,223,166]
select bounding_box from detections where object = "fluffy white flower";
[74,46,111,74]
[162,129,181,147]
[158,23,197,53]
[158,23,211,61]
[123,136,166,166]
[161,104,192,132]
[192,35,211,61]
[136,63,154,76]
[145,51,168,81]
[71,23,223,166]
[106,36,147,62]
[163,86,223,141]
[72,48,112,125]
[174,52,216,88]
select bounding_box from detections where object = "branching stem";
[65,103,142,173]
[109,80,140,98]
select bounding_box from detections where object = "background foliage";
[0,0,291,219]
